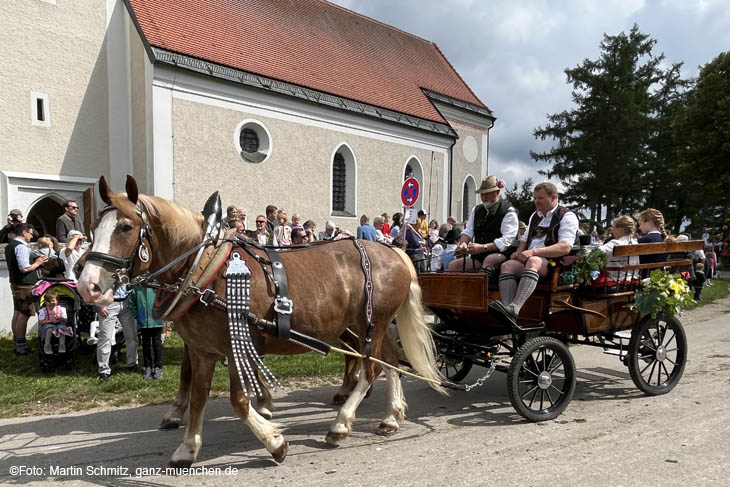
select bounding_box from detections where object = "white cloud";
[332,0,725,188]
[494,5,563,44]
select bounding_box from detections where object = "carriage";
[418,240,703,421]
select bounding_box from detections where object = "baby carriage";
[32,279,81,372]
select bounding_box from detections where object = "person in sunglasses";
[250,215,277,246]
[56,200,84,243]
[291,226,308,245]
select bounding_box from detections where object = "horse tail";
[392,248,447,396]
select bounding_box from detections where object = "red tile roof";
[128,0,487,124]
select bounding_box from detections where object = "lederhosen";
[6,239,39,315]
[472,198,517,264]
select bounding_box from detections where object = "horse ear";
[125,175,139,205]
[99,176,112,205]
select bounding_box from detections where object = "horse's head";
[77,175,154,305]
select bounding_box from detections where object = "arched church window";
[331,144,357,217]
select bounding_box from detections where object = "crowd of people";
[3,186,727,368]
[3,201,165,382]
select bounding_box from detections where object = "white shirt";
[39,305,68,322]
[256,231,277,246]
[60,247,83,281]
[599,235,640,280]
[520,205,579,250]
[462,203,519,251]
[431,243,444,271]
[375,229,392,244]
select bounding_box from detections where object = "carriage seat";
[587,240,703,296]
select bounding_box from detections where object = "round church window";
[234,120,272,163]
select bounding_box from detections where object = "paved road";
[1,300,729,486]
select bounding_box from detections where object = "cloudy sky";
[331,0,728,190]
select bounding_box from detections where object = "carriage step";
[586,367,631,380]
[614,330,632,339]
[602,349,623,356]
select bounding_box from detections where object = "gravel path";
[1,296,729,486]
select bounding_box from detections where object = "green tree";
[532,25,680,230]
[643,62,691,234]
[504,178,534,222]
[673,52,730,232]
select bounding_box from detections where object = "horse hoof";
[271,441,288,464]
[376,422,398,436]
[168,459,193,470]
[331,394,348,406]
[159,418,182,430]
[325,431,348,446]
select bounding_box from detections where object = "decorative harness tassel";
[226,252,281,397]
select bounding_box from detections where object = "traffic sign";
[401,178,420,207]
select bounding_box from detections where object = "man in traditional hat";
[490,182,579,326]
[448,175,518,276]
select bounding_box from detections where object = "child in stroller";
[38,290,72,354]
[32,280,80,371]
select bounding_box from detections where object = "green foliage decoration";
[574,248,609,284]
[633,269,695,318]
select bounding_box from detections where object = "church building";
[0,0,495,332]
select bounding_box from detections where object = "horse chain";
[464,361,498,392]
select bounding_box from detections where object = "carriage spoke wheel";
[507,337,576,422]
[433,322,473,383]
[628,314,687,395]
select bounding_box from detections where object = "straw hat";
[475,175,506,194]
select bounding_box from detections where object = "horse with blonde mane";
[77,176,444,467]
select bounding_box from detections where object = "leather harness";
[85,192,380,396]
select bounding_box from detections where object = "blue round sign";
[401,178,420,207]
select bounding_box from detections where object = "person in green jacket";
[128,287,165,379]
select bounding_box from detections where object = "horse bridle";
[85,204,154,288]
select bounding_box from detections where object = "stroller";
[32,279,81,372]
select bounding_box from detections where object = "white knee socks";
[511,270,540,314]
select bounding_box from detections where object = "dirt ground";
[1,296,729,486]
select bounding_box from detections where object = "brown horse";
[77,176,444,467]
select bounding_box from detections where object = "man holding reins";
[448,175,518,277]
[490,181,578,326]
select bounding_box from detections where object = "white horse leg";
[325,363,373,445]
[228,365,287,463]
[246,404,287,463]
[255,371,274,420]
[376,367,407,436]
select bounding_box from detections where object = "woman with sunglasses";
[56,200,84,243]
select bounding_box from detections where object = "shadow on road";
[0,362,645,483]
